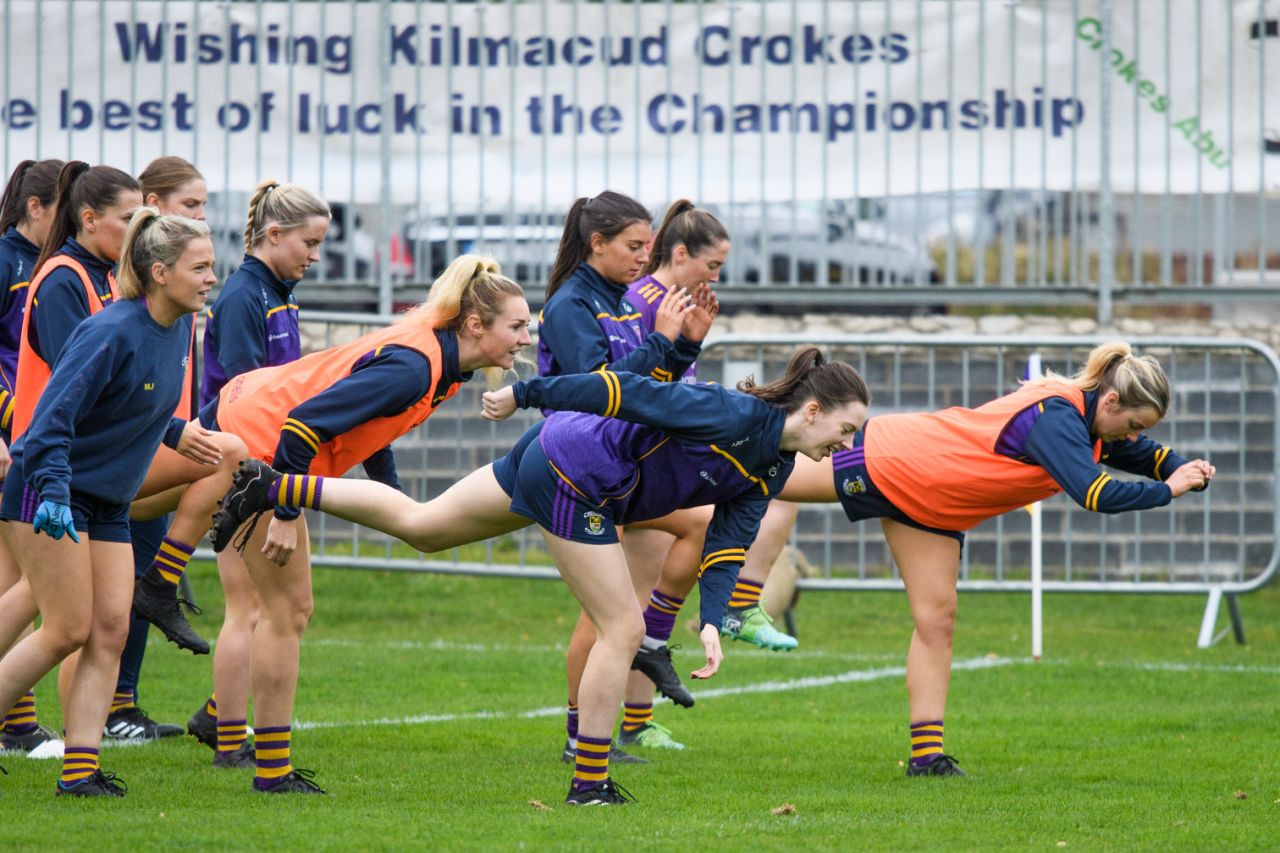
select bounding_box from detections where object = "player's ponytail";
[139,156,204,209]
[1057,341,1170,418]
[117,206,212,300]
[243,179,330,254]
[738,346,870,413]
[642,199,729,277]
[35,161,139,275]
[0,159,63,235]
[400,253,527,389]
[545,191,650,300]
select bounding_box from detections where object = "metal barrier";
[196,317,1280,644]
[3,0,1277,316]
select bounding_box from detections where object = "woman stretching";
[213,347,871,804]
[777,341,1214,777]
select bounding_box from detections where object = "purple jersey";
[624,275,697,383]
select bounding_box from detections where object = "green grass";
[2,562,1277,851]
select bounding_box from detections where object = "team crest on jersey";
[583,511,605,536]
[843,476,866,496]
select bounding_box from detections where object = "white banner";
[1,1,1276,205]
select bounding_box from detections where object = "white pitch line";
[1100,661,1280,676]
[292,655,1021,732]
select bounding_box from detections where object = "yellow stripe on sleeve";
[708,445,769,495]
[281,423,319,453]
[1085,473,1112,512]
[1153,447,1171,480]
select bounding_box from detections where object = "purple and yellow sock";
[910,720,945,767]
[205,695,218,717]
[728,578,764,610]
[109,689,136,715]
[572,734,611,791]
[620,703,653,735]
[218,718,249,754]
[270,475,324,510]
[3,690,38,735]
[253,725,293,789]
[566,701,579,743]
[151,537,195,587]
[642,590,684,642]
[60,746,100,787]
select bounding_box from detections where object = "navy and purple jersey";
[0,226,39,430]
[624,275,697,383]
[536,262,699,385]
[264,330,470,520]
[996,389,1192,513]
[13,298,190,507]
[201,255,301,407]
[27,238,116,366]
[512,371,793,629]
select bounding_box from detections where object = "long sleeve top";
[513,371,792,629]
[18,299,190,506]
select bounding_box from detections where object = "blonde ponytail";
[399,253,526,389]
[243,179,330,253]
[1043,341,1170,418]
[118,206,211,299]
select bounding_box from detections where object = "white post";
[1028,353,1044,661]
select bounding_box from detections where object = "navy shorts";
[505,435,620,545]
[0,459,133,544]
[493,420,544,498]
[832,431,965,546]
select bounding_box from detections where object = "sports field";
[2,560,1276,850]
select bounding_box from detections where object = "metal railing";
[195,317,1280,620]
[3,0,1277,318]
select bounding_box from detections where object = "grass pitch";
[2,561,1276,851]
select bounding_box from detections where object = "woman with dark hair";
[777,341,1214,777]
[213,346,872,804]
[0,158,64,757]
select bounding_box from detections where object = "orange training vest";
[11,256,120,440]
[215,322,461,477]
[865,380,1101,531]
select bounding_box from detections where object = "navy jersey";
[201,255,301,406]
[536,262,699,384]
[15,299,190,506]
[267,330,469,519]
[0,226,39,427]
[513,371,793,628]
[1000,390,1193,513]
[28,238,116,366]
[624,275,697,383]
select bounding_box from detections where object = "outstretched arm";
[485,370,763,446]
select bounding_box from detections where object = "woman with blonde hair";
[778,341,1214,777]
[206,254,531,794]
[0,208,216,796]
[178,178,331,766]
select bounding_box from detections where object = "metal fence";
[4,0,1278,318]
[193,317,1280,616]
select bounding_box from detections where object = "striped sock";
[642,590,684,643]
[910,720,945,767]
[253,725,293,789]
[218,718,249,754]
[270,475,324,510]
[60,746,100,787]
[572,734,611,791]
[565,701,579,746]
[621,703,653,734]
[205,695,218,717]
[728,578,764,610]
[151,536,195,587]
[109,689,136,715]
[3,690,38,735]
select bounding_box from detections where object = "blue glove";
[33,500,80,543]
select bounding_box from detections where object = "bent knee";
[600,612,645,652]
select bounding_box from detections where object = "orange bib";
[12,256,119,440]
[216,323,461,476]
[865,380,1100,531]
